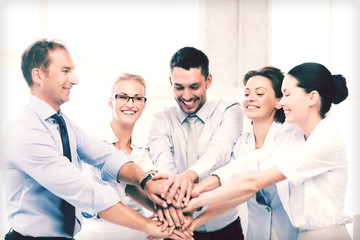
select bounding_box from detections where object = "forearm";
[125,185,156,212]
[192,167,286,209]
[190,175,259,209]
[117,162,147,186]
[192,175,221,197]
[192,193,253,229]
[98,202,152,233]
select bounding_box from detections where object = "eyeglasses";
[113,94,147,104]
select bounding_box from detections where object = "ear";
[31,68,43,86]
[205,73,212,89]
[308,90,320,106]
[108,97,114,109]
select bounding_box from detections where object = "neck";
[252,118,274,149]
[110,120,133,153]
[299,113,323,140]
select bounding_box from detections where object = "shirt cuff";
[101,150,133,183]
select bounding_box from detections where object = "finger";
[161,176,175,198]
[163,208,174,227]
[160,220,169,231]
[176,207,185,225]
[152,173,169,180]
[168,224,176,236]
[167,180,181,204]
[176,181,188,208]
[179,228,194,239]
[183,183,192,207]
[157,208,164,222]
[150,194,168,208]
[169,206,181,227]
[172,229,187,239]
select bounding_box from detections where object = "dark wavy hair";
[243,66,285,123]
[288,62,348,118]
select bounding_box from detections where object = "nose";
[182,87,193,100]
[279,97,285,106]
[245,92,255,101]
[125,97,135,107]
[69,71,79,85]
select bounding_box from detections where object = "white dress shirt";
[80,122,157,239]
[83,122,157,214]
[213,122,304,185]
[148,99,243,232]
[277,118,352,230]
[214,122,303,240]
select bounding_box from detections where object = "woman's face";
[242,75,280,122]
[280,75,309,125]
[109,80,146,126]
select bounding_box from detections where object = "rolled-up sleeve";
[148,111,176,174]
[190,102,243,179]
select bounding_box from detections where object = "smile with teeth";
[182,99,197,106]
[247,105,259,109]
[122,110,136,115]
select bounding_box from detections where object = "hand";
[181,198,196,213]
[158,205,187,228]
[182,216,200,238]
[161,170,198,208]
[145,218,193,240]
[144,174,169,208]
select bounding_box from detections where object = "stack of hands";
[144,171,205,240]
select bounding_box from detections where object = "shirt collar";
[96,122,118,144]
[176,100,211,124]
[28,94,58,121]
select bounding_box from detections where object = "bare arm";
[184,166,286,211]
[125,185,156,212]
[184,193,253,232]
[98,202,174,238]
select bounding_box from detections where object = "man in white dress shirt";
[148,46,244,240]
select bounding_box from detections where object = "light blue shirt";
[148,99,243,232]
[0,95,131,238]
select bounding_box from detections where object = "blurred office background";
[1,0,359,238]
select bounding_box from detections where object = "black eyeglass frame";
[113,94,147,103]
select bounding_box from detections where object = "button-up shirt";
[216,122,301,240]
[83,122,157,213]
[0,95,131,238]
[148,99,243,232]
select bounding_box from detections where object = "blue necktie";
[52,114,75,236]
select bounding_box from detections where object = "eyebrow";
[245,87,267,91]
[117,92,144,96]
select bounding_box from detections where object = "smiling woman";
[79,73,158,240]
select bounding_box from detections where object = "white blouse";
[213,122,304,185]
[276,118,352,230]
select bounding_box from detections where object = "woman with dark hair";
[187,66,303,240]
[183,62,352,240]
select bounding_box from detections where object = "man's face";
[170,67,212,115]
[36,49,78,111]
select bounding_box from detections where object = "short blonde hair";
[111,73,146,96]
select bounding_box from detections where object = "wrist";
[140,172,155,190]
[182,169,199,182]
